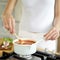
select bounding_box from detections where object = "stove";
[1,50,60,60]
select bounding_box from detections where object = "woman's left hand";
[44,27,60,40]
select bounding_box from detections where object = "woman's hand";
[2,14,15,34]
[44,27,60,40]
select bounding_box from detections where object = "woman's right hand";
[2,13,15,34]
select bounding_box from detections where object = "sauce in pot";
[15,39,36,45]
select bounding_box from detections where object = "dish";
[13,38,37,56]
[0,38,14,57]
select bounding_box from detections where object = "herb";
[3,38,13,43]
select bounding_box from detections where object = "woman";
[2,0,60,51]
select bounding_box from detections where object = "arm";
[3,0,17,14]
[54,0,60,31]
[44,0,60,40]
[2,0,17,34]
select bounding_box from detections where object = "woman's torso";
[19,0,55,33]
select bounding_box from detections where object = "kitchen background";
[0,0,60,53]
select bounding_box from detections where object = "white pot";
[13,38,37,55]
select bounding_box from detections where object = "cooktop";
[0,51,60,60]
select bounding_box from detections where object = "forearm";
[3,0,17,15]
[54,17,60,31]
[53,0,60,31]
[54,0,60,17]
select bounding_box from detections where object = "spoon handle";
[14,33,19,39]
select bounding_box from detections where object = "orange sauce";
[15,39,36,45]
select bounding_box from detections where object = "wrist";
[53,17,60,31]
[53,25,60,31]
[2,11,12,18]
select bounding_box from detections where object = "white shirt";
[15,0,57,51]
[19,0,55,33]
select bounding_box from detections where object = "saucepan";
[13,38,38,58]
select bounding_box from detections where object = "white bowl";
[13,38,37,55]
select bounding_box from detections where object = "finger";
[51,33,58,40]
[47,30,59,40]
[46,31,56,40]
[11,16,15,34]
[45,27,56,36]
[8,17,12,33]
[3,18,9,30]
[12,18,15,33]
[44,28,55,38]
[52,32,59,40]
[44,29,56,40]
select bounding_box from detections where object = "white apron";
[16,0,57,51]
[19,0,55,33]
